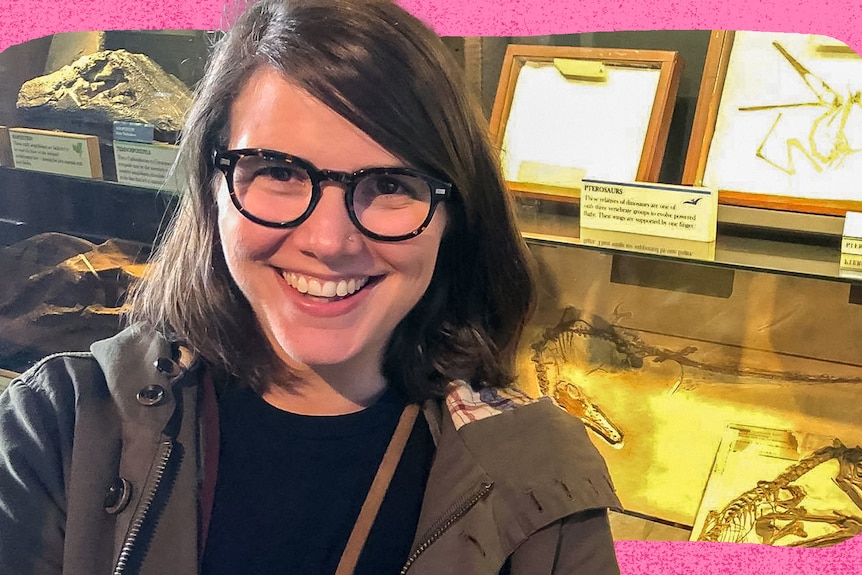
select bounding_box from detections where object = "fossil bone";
[697,439,862,546]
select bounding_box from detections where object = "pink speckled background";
[1,0,861,573]
[1,0,862,51]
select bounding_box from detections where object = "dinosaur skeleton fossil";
[529,306,862,446]
[550,379,623,446]
[738,41,862,176]
[529,308,631,446]
[697,439,862,546]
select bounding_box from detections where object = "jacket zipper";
[113,439,175,575]
[400,481,494,574]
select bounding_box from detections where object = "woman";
[0,0,621,573]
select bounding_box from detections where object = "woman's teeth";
[283,272,369,298]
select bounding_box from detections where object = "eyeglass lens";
[232,155,435,238]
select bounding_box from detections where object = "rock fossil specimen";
[0,232,148,373]
[16,49,192,133]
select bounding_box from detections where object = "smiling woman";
[211,68,452,412]
[0,1,621,574]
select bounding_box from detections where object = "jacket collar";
[418,381,620,561]
[421,380,540,443]
[89,324,198,437]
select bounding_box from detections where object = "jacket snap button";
[104,477,132,514]
[136,384,166,406]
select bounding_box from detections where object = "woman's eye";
[375,177,408,195]
[257,166,298,182]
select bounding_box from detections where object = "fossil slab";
[17,49,192,134]
[0,232,148,373]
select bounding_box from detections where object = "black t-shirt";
[201,385,435,575]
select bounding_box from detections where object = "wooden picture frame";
[489,44,682,203]
[683,31,862,216]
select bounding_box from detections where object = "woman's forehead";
[226,66,403,171]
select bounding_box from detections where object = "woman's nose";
[287,183,363,259]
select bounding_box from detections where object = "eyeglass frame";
[212,148,454,242]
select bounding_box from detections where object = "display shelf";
[0,166,174,374]
[515,199,853,284]
[0,165,177,247]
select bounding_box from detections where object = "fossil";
[0,233,148,373]
[551,378,624,446]
[697,439,862,546]
[530,308,630,446]
[16,49,192,134]
[533,306,862,389]
[738,41,862,176]
[529,306,862,446]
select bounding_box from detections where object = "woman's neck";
[260,361,389,415]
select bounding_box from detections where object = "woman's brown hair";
[128,0,535,400]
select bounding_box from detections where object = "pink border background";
[1,0,861,572]
[1,0,862,52]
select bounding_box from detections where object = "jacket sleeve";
[0,375,74,575]
[507,508,620,575]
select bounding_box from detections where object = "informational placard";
[840,253,862,271]
[9,127,102,178]
[580,178,718,242]
[0,126,12,167]
[113,140,182,193]
[840,211,862,256]
[839,211,862,276]
[580,227,716,261]
[113,120,155,144]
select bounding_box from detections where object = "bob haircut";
[129,0,536,400]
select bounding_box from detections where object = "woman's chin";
[272,335,379,375]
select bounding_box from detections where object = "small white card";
[580,178,718,242]
[841,212,862,256]
[9,127,102,178]
[113,140,182,193]
[839,253,862,271]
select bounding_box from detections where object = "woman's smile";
[281,270,371,299]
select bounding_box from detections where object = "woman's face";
[217,67,447,379]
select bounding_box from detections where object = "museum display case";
[0,30,200,375]
[513,200,862,544]
[1,28,860,545]
[684,31,862,216]
[488,44,682,198]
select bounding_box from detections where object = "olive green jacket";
[0,325,621,574]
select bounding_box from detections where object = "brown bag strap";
[334,402,420,575]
